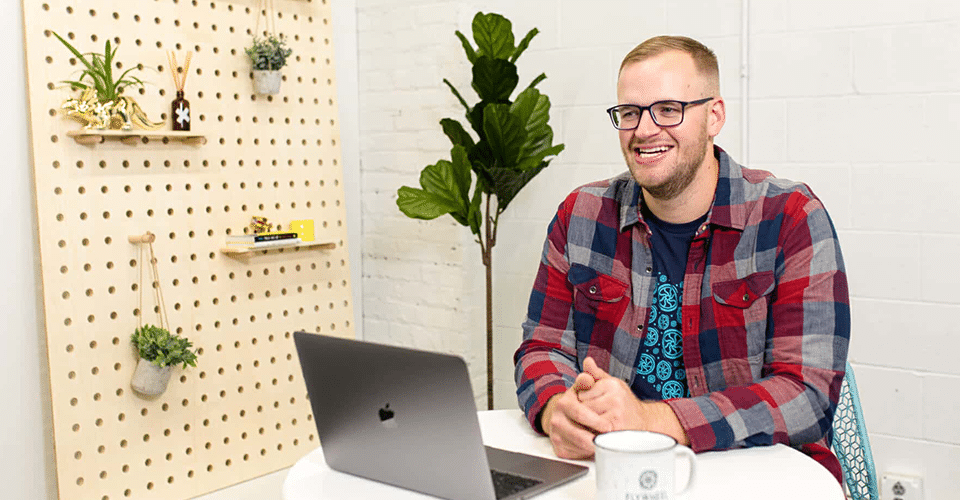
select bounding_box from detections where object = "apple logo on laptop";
[379,403,397,428]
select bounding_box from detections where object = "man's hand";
[576,358,691,446]
[540,371,612,459]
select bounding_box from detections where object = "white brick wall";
[356,1,960,496]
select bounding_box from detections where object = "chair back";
[831,361,880,500]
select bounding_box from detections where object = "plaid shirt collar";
[616,146,749,233]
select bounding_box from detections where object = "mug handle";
[675,445,697,495]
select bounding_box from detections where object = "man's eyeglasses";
[606,97,714,130]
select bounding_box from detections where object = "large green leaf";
[526,73,547,90]
[471,56,518,102]
[420,159,469,215]
[396,156,472,221]
[440,118,475,150]
[467,100,488,140]
[491,161,551,213]
[397,186,460,220]
[449,145,473,210]
[454,30,478,64]
[468,140,497,184]
[511,28,539,63]
[472,12,514,60]
[443,79,470,112]
[467,181,484,237]
[516,144,565,172]
[511,88,560,161]
[483,103,525,170]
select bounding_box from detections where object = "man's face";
[616,51,722,200]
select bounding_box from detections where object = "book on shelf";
[225,231,300,244]
[225,237,303,250]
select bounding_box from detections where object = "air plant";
[52,31,146,103]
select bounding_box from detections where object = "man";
[513,35,849,483]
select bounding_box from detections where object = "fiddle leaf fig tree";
[397,12,564,410]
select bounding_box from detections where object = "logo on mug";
[639,470,658,489]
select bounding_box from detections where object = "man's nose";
[632,109,661,137]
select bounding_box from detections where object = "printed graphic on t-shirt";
[635,273,688,400]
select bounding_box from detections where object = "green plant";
[52,31,146,103]
[396,12,564,409]
[245,34,293,71]
[131,324,198,369]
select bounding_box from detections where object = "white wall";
[356,0,960,498]
[0,0,56,498]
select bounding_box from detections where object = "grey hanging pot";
[130,358,173,397]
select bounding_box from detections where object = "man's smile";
[632,144,673,163]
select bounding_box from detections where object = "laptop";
[293,331,588,500]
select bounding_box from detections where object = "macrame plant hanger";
[130,232,171,333]
[254,0,279,68]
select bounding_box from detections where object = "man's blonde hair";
[620,35,720,93]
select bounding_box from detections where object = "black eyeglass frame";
[606,97,715,130]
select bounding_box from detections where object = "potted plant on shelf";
[130,324,198,396]
[52,31,163,131]
[245,34,293,95]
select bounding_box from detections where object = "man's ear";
[707,97,725,138]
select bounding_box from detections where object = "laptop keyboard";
[490,469,543,499]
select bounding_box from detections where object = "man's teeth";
[636,146,670,156]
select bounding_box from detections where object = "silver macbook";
[293,331,588,500]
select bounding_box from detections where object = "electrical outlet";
[881,473,923,500]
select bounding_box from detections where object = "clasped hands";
[540,357,689,459]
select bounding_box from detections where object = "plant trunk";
[485,248,493,410]
[483,196,495,410]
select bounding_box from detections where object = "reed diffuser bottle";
[168,51,193,131]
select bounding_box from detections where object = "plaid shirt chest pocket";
[709,271,775,381]
[568,264,630,345]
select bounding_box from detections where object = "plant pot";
[253,70,283,95]
[131,358,173,396]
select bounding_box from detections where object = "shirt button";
[742,293,750,302]
[589,285,598,294]
[637,325,643,331]
[645,267,652,274]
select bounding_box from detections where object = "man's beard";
[627,129,709,201]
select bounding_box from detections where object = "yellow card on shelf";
[290,219,315,242]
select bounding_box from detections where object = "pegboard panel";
[21,1,353,498]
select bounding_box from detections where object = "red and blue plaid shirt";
[514,147,849,481]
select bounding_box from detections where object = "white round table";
[283,409,845,499]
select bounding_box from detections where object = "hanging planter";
[252,68,283,95]
[128,233,198,397]
[130,356,173,396]
[246,0,293,96]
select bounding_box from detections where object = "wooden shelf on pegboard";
[66,129,206,146]
[220,241,337,256]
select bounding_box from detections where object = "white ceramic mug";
[594,430,696,500]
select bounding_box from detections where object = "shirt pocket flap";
[569,264,628,303]
[712,271,775,308]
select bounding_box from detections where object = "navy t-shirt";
[630,205,707,400]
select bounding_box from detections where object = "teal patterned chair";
[831,362,879,500]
